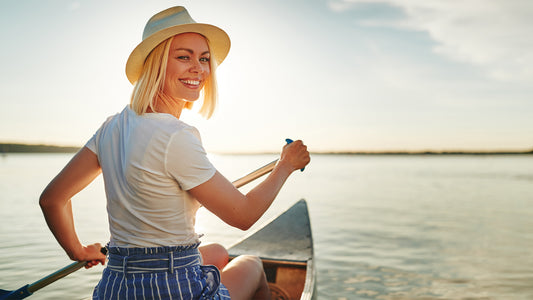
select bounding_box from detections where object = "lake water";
[1,153,532,299]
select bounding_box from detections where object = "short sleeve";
[165,127,216,190]
[84,113,117,155]
[85,133,97,154]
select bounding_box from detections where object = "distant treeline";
[0,143,80,153]
[1,143,532,155]
[312,150,533,155]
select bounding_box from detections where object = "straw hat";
[125,6,231,84]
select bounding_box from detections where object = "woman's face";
[163,33,211,102]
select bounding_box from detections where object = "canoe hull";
[228,199,315,300]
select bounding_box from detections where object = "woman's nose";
[190,61,207,73]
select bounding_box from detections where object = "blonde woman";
[40,6,310,300]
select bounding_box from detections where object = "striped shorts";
[92,244,231,299]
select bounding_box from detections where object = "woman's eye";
[177,56,189,60]
[200,57,210,63]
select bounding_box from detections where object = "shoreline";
[217,151,533,156]
[0,143,80,153]
[1,143,532,155]
[309,150,533,155]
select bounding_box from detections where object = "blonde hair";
[130,35,218,119]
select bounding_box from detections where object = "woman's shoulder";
[127,109,201,146]
[143,113,197,137]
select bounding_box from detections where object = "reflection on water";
[1,153,532,299]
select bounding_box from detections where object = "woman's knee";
[238,255,263,269]
[223,255,264,276]
[229,255,265,278]
[199,243,229,270]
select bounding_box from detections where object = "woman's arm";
[39,147,106,266]
[189,140,310,230]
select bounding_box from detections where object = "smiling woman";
[37,5,310,300]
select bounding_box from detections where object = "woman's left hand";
[80,243,107,269]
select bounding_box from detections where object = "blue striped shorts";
[92,244,231,299]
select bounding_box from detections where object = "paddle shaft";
[232,159,278,188]
[28,261,86,293]
[0,248,107,300]
[231,138,306,188]
[0,261,88,300]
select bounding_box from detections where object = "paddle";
[0,248,107,300]
[232,138,305,188]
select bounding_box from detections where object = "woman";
[39,6,310,300]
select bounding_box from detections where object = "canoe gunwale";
[301,258,316,300]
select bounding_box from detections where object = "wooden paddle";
[231,138,305,188]
[0,152,297,299]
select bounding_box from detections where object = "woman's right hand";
[279,139,310,172]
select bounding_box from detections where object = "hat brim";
[125,23,230,84]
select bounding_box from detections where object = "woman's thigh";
[220,255,268,300]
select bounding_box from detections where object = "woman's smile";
[179,78,202,88]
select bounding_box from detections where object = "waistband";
[107,243,202,275]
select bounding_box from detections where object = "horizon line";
[1,142,532,155]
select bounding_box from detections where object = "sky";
[1,0,532,153]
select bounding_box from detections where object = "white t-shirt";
[85,106,216,247]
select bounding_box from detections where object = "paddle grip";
[285,138,305,172]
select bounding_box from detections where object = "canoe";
[228,199,316,300]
